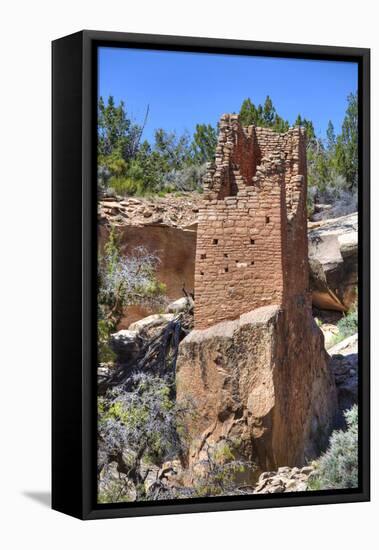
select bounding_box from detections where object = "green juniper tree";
[335,92,358,189]
[239,96,289,131]
[97,92,358,209]
[191,123,218,164]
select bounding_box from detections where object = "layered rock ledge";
[308,212,358,311]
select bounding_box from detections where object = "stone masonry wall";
[194,114,308,329]
[177,117,338,472]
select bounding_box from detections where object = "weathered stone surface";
[110,329,140,363]
[329,333,358,427]
[166,296,194,314]
[176,305,337,471]
[109,315,176,364]
[176,116,338,473]
[195,116,308,329]
[128,313,175,334]
[308,213,358,311]
[99,197,357,331]
[99,193,201,229]
[253,465,315,493]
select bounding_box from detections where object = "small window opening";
[250,239,255,245]
[213,239,219,245]
[200,253,206,260]
[224,267,229,273]
[265,216,270,224]
[224,253,228,258]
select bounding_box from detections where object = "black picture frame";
[52,30,370,520]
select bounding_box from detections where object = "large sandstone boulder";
[308,213,357,311]
[176,305,337,472]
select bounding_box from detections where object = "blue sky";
[98,47,358,144]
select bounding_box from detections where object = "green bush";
[308,405,358,490]
[98,477,132,504]
[107,175,146,197]
[98,228,167,328]
[193,440,254,497]
[330,306,358,347]
[337,307,358,338]
[98,319,116,363]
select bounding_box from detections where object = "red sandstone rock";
[176,305,337,471]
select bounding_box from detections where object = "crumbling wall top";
[194,114,308,329]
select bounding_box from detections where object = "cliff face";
[308,212,358,312]
[98,222,196,328]
[176,305,337,471]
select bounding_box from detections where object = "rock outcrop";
[308,213,357,311]
[329,333,358,427]
[176,305,337,472]
[98,193,201,229]
[253,465,315,493]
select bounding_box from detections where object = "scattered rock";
[278,466,291,474]
[253,465,315,493]
[166,297,194,314]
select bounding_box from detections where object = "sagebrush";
[308,405,358,490]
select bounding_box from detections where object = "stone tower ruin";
[194,114,309,329]
[177,115,337,471]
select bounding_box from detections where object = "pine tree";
[335,93,358,188]
[239,96,288,132]
[262,95,276,126]
[239,98,258,126]
[326,120,336,151]
[191,124,218,163]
